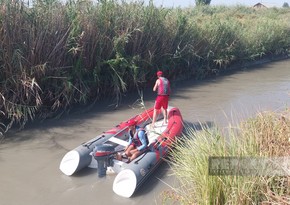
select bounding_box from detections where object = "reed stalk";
[0,1,290,134]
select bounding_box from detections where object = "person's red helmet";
[156,71,163,76]
[127,119,137,126]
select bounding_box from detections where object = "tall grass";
[0,0,290,134]
[168,110,290,204]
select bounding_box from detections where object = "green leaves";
[195,0,211,6]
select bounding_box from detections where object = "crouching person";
[122,120,149,163]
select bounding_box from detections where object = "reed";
[0,1,290,134]
[168,109,290,204]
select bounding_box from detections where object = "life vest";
[129,128,149,147]
[158,77,170,96]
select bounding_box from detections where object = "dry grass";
[166,109,290,204]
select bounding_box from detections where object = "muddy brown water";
[1,59,290,205]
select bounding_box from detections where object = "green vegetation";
[195,0,212,6]
[0,0,290,134]
[167,109,290,204]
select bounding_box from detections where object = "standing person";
[122,120,148,163]
[151,70,171,128]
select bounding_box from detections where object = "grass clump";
[167,109,290,204]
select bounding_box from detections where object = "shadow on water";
[132,161,171,198]
[72,167,98,177]
[0,88,138,129]
[183,120,215,134]
[1,100,147,144]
